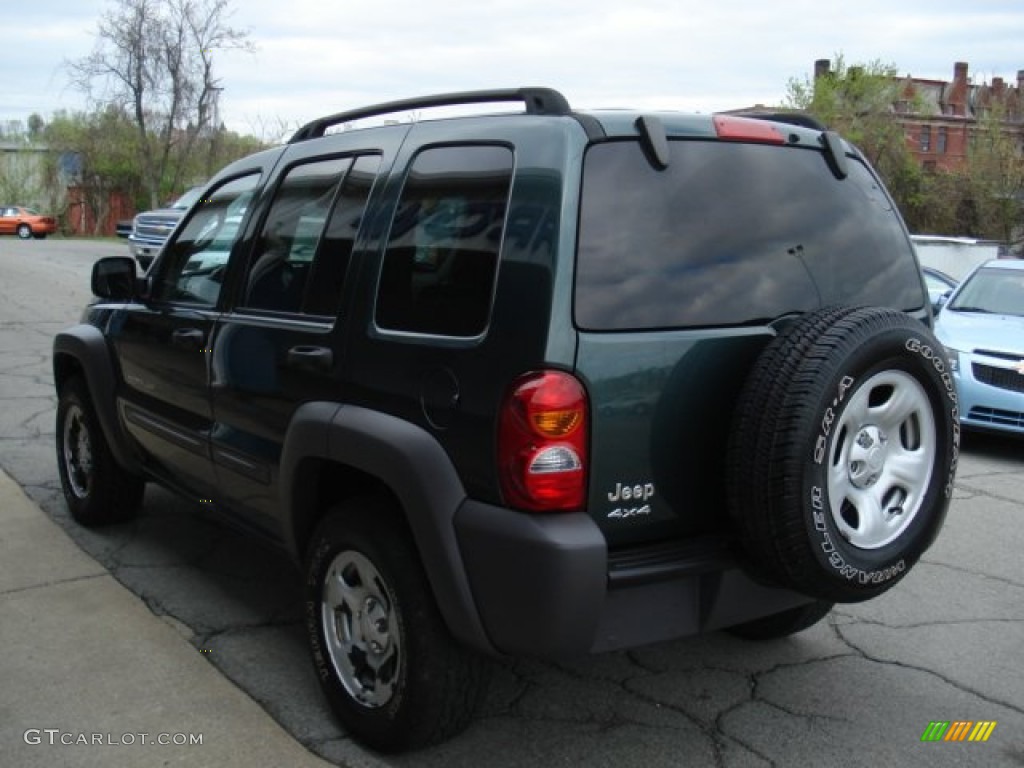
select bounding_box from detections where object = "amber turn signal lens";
[531,409,581,437]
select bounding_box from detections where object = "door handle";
[287,346,333,373]
[171,328,205,348]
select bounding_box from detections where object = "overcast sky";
[6,0,1024,140]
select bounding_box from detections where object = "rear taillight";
[498,371,588,512]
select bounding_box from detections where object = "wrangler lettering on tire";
[727,306,958,603]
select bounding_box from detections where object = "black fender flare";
[52,324,142,475]
[279,402,493,654]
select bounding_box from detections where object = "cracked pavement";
[1,239,1022,767]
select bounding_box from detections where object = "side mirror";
[932,291,951,314]
[91,256,138,300]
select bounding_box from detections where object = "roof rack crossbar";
[289,87,571,143]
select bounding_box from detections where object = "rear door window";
[239,154,380,317]
[575,140,924,331]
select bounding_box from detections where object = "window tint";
[240,155,380,317]
[242,158,350,313]
[152,174,259,306]
[576,141,923,331]
[304,155,380,317]
[375,145,513,337]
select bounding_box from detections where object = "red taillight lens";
[498,371,588,512]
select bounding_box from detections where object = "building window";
[937,127,948,154]
[919,125,931,153]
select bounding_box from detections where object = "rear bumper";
[454,500,810,658]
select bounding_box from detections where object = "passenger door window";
[151,174,259,306]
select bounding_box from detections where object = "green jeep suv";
[54,87,958,752]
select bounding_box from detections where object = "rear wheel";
[17,223,31,239]
[56,376,144,526]
[305,496,490,752]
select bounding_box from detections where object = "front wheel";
[17,223,31,239]
[56,376,144,526]
[305,496,490,752]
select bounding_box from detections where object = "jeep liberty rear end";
[55,90,956,752]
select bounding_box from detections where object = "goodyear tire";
[726,306,959,603]
[305,496,491,752]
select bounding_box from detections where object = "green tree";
[966,101,1024,242]
[889,163,971,237]
[68,0,254,208]
[44,108,143,235]
[0,117,54,212]
[785,55,913,174]
[784,54,945,232]
[27,113,46,140]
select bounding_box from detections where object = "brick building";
[815,59,1024,173]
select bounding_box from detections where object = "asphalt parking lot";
[1,238,1022,767]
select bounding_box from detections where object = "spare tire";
[726,306,960,603]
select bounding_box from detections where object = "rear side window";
[376,145,513,337]
[576,140,924,331]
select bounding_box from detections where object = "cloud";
[4,0,1023,136]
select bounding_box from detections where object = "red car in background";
[0,205,57,239]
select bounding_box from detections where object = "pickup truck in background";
[127,186,203,269]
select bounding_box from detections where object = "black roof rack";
[288,87,572,143]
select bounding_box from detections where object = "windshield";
[949,266,1024,317]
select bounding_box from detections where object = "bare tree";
[68,0,253,208]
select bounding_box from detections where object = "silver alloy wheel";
[62,404,93,499]
[17,224,31,239]
[826,370,936,550]
[321,550,401,708]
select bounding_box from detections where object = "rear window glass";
[575,140,924,331]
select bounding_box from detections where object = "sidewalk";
[0,469,333,768]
